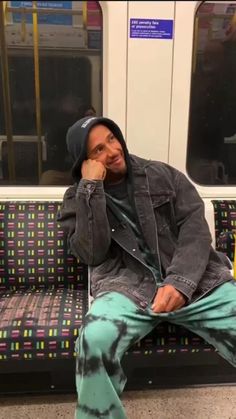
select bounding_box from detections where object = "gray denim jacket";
[57,155,233,309]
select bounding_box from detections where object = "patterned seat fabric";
[0,201,216,364]
[0,202,88,361]
[212,200,236,262]
[127,322,214,355]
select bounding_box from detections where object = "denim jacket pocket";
[152,196,178,238]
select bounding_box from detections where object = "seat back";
[0,201,87,291]
[212,200,236,279]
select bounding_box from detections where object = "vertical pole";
[32,1,42,180]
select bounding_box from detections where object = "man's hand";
[81,159,106,181]
[151,285,186,313]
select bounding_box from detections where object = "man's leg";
[75,292,159,419]
[166,280,236,368]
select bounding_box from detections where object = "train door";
[0,1,128,197]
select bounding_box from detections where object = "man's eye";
[109,135,115,141]
[95,146,103,154]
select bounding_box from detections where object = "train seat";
[0,202,88,363]
[0,200,236,393]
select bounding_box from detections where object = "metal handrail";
[32,1,42,179]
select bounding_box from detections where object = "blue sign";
[130,18,173,39]
[11,1,73,25]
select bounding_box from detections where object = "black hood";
[66,116,131,181]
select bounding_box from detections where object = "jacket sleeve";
[57,179,111,265]
[163,170,212,300]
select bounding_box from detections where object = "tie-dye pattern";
[75,281,236,418]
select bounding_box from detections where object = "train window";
[0,1,102,186]
[187,2,236,185]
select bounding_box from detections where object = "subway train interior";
[1,1,236,418]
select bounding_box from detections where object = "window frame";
[0,1,128,199]
[169,0,236,198]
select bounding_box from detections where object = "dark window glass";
[0,1,102,186]
[187,2,236,185]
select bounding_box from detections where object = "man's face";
[87,124,127,183]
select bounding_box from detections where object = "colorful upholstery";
[2,200,236,392]
[212,200,236,262]
[128,322,214,355]
[0,200,224,366]
[0,202,86,290]
[0,202,88,361]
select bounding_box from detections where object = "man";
[58,116,235,419]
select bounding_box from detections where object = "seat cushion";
[0,287,88,361]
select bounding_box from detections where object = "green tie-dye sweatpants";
[75,280,236,418]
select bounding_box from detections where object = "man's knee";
[79,315,121,355]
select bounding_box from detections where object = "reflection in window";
[187,2,236,185]
[0,1,102,186]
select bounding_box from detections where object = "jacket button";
[111,228,115,232]
[132,248,136,252]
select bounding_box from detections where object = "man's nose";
[106,144,118,157]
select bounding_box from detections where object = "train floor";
[0,386,236,419]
